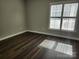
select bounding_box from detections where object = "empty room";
[0,0,79,59]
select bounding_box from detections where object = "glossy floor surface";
[0,32,79,59]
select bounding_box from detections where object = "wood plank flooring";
[0,32,79,59]
[0,32,46,59]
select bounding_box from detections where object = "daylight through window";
[49,3,78,31]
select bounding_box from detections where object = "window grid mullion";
[60,4,64,30]
[50,17,76,18]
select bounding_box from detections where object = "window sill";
[48,28,76,33]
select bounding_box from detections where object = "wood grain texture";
[0,32,46,59]
[0,32,79,59]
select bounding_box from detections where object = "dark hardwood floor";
[0,32,79,59]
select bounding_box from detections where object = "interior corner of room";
[0,0,79,41]
[1,0,79,59]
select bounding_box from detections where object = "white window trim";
[49,2,78,32]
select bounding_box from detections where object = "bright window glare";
[55,43,73,56]
[63,3,78,17]
[50,18,61,29]
[50,4,62,17]
[39,39,56,49]
[62,18,76,31]
[49,3,78,31]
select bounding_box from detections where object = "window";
[50,18,61,29]
[49,3,78,31]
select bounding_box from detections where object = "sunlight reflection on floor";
[55,43,73,56]
[39,39,56,49]
[39,39,73,56]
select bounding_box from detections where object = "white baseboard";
[0,30,79,41]
[28,30,79,41]
[0,30,28,41]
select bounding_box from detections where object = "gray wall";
[0,0,79,40]
[0,0,27,39]
[26,0,79,39]
[26,0,49,32]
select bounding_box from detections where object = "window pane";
[63,3,78,17]
[50,4,62,17]
[49,18,61,29]
[61,18,76,31]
